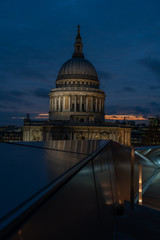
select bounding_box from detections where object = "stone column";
[74,96,77,111]
[80,96,82,111]
[84,96,86,111]
[70,95,72,110]
[28,130,30,141]
[99,98,101,112]
[63,96,65,111]
[52,97,54,111]
[102,99,104,112]
[97,98,99,112]
[86,97,88,112]
[52,98,54,111]
[69,96,71,111]
[95,98,98,112]
[55,97,57,111]
[91,97,93,111]
[58,97,61,111]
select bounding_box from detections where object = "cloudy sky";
[1,0,160,125]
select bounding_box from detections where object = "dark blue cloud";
[123,87,136,92]
[33,88,49,98]
[133,106,149,114]
[150,101,159,106]
[149,84,160,90]
[107,105,150,115]
[9,90,28,96]
[0,90,33,110]
[139,57,160,78]
[0,111,25,125]
[98,71,112,80]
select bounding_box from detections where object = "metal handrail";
[134,145,160,150]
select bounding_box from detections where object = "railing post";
[130,148,135,209]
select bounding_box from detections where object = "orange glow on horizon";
[39,113,49,116]
[34,113,49,119]
[12,113,152,121]
[105,115,148,121]
[12,113,49,120]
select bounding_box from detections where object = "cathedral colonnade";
[50,95,105,113]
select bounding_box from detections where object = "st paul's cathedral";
[23,26,131,146]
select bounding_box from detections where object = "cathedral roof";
[57,58,98,81]
[56,26,99,82]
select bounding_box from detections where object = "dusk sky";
[1,0,160,125]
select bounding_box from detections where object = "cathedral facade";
[23,27,131,146]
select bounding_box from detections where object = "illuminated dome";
[57,58,99,81]
[49,25,105,123]
[56,25,99,83]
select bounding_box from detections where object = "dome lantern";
[72,25,84,58]
[56,26,99,82]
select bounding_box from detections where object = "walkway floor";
[116,201,160,240]
[143,171,160,211]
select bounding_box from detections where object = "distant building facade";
[23,26,131,146]
[0,126,22,142]
[129,117,160,147]
[23,120,131,146]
